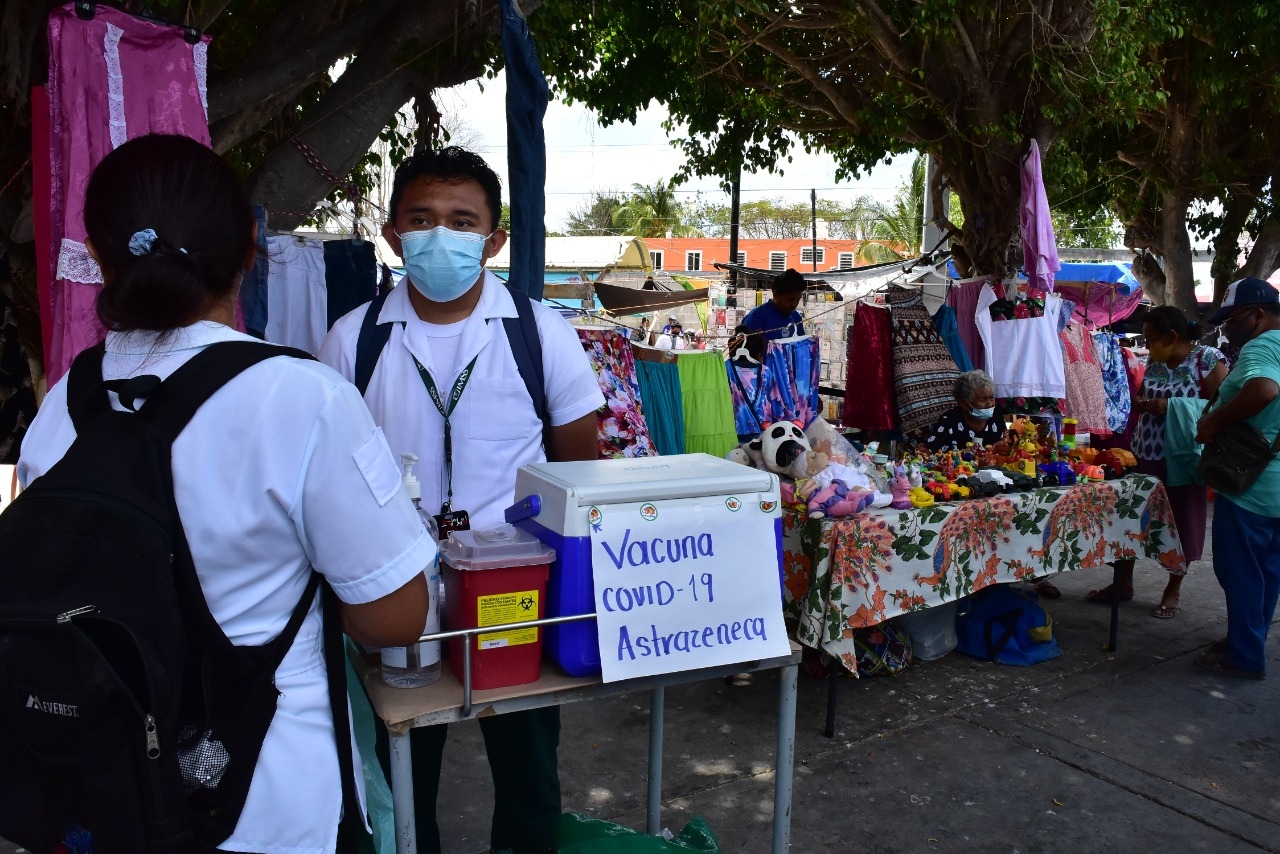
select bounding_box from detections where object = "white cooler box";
[505,454,782,677]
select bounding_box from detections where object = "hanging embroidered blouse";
[1092,331,1132,435]
[975,284,1067,415]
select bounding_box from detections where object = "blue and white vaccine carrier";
[505,454,782,677]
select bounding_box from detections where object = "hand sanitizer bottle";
[381,453,442,688]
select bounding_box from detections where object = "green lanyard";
[411,353,479,515]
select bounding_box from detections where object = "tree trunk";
[936,138,1026,278]
[245,1,487,229]
[1160,188,1196,313]
[1238,220,1280,282]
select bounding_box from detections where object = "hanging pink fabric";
[45,3,212,384]
[943,275,987,369]
[842,302,899,432]
[1059,323,1111,437]
[1020,139,1060,292]
[1053,282,1145,328]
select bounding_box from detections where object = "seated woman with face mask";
[920,370,1008,452]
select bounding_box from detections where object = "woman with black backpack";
[8,133,434,853]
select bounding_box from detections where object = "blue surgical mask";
[970,405,996,420]
[396,226,491,303]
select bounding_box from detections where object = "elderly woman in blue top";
[1196,277,1280,680]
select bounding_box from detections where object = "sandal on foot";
[1208,637,1228,654]
[1085,586,1133,603]
[1151,604,1180,619]
[1085,583,1136,604]
[1195,652,1265,681]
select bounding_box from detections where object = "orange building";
[642,237,878,274]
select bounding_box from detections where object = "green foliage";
[565,192,626,235]
[611,180,701,237]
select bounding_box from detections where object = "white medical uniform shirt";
[319,271,605,531]
[18,321,436,854]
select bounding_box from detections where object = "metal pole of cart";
[647,686,665,835]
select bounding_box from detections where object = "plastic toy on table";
[1038,457,1077,486]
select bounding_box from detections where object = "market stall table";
[352,639,803,854]
[782,474,1183,710]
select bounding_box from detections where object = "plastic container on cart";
[440,525,555,690]
[505,454,781,678]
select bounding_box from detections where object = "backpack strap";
[140,341,315,441]
[66,343,110,431]
[354,290,394,396]
[321,581,364,851]
[501,286,553,458]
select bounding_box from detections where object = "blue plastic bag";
[954,584,1061,666]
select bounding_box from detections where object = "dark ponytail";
[1144,305,1199,343]
[83,134,252,331]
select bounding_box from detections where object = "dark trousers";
[1212,496,1280,673]
[376,707,561,854]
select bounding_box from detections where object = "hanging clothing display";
[1092,331,1131,435]
[1020,139,1061,292]
[240,205,270,339]
[727,358,766,439]
[944,276,987,373]
[633,356,685,455]
[1055,283,1144,329]
[760,335,821,428]
[843,302,899,432]
[324,238,378,330]
[675,350,738,458]
[576,327,657,458]
[886,286,959,436]
[43,3,212,383]
[265,236,327,355]
[1059,323,1111,436]
[975,284,1066,413]
[932,304,974,373]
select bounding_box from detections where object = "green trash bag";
[556,813,720,853]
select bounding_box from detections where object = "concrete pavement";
[4,511,1276,853]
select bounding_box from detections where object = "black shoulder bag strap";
[501,286,553,458]
[354,290,395,396]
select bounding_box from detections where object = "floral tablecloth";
[783,475,1183,674]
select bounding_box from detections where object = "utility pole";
[810,188,818,272]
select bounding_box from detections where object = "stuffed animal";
[759,421,820,481]
[889,465,913,510]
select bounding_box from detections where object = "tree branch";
[207,0,400,125]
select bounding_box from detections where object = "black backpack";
[0,341,361,853]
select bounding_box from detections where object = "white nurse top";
[18,321,436,854]
[319,271,605,531]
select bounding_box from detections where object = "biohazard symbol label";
[477,590,539,649]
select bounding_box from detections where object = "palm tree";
[612,180,702,238]
[855,155,925,264]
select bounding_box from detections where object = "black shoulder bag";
[1197,388,1280,495]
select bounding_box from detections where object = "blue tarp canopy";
[945,260,1141,296]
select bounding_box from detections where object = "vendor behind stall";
[920,370,1008,452]
[743,268,807,342]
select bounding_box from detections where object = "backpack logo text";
[25,694,79,718]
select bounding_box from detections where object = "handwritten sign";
[589,497,789,682]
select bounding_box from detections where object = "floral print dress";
[1131,344,1225,461]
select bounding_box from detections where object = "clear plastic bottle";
[381,453,442,688]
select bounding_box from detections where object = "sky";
[436,75,915,233]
